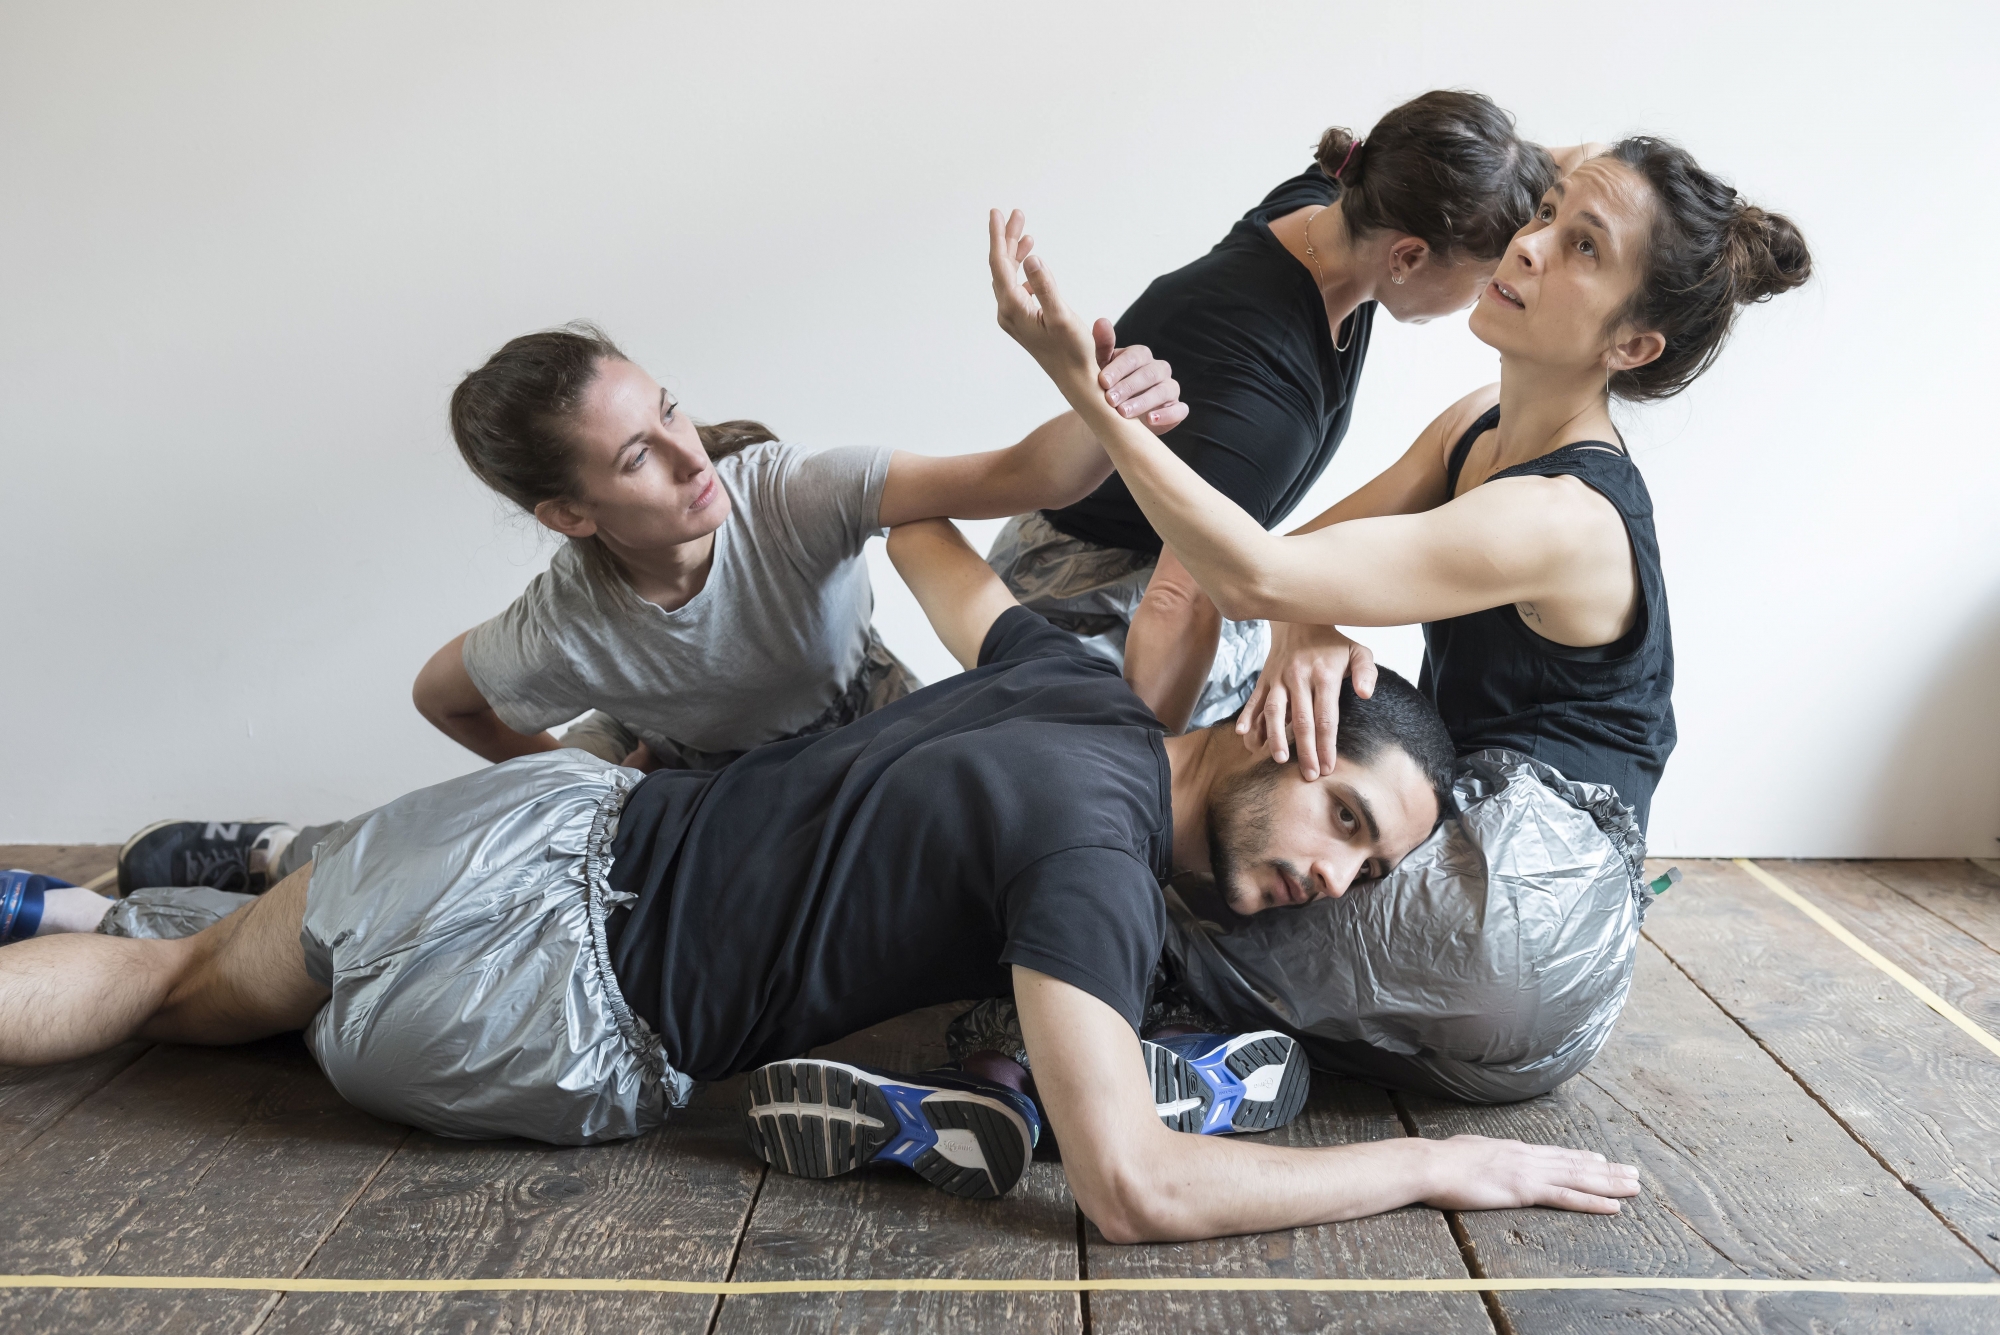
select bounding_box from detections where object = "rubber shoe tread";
[742,1058,1031,1199]
[1141,1030,1310,1135]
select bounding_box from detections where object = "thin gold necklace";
[1304,205,1356,354]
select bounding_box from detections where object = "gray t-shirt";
[464,442,894,756]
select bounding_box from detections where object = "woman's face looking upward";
[1467,157,1664,377]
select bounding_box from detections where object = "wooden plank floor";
[2,851,1997,1333]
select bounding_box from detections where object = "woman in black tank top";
[989,137,1812,836]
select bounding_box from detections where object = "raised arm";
[883,518,1021,670]
[876,303,1188,527]
[986,211,1602,628]
[1014,967,1640,1242]
[411,632,563,764]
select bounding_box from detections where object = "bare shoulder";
[1473,471,1630,560]
[1427,384,1502,468]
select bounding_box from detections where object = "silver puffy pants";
[295,750,689,1144]
[985,513,1267,731]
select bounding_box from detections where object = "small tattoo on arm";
[1520,602,1543,625]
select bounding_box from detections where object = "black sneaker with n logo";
[116,820,299,897]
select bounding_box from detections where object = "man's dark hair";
[1331,667,1458,823]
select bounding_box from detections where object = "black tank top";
[1418,407,1677,831]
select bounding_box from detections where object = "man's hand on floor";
[1417,1134,1641,1214]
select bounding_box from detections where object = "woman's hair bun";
[1604,136,1812,401]
[1311,92,1556,262]
[1313,125,1362,183]
[1727,204,1813,304]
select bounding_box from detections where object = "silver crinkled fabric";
[300,750,691,1144]
[1160,748,1653,1103]
[985,512,1268,730]
[98,885,256,938]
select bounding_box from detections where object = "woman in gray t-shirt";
[83,317,1185,922]
[412,321,1188,771]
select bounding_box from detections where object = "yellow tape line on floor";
[0,1274,1996,1296]
[1734,858,2000,1060]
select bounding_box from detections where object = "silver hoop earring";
[1392,274,1405,285]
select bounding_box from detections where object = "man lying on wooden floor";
[0,518,1638,1242]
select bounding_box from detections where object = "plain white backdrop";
[3,0,1995,854]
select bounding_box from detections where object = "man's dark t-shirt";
[1043,167,1376,556]
[604,607,1174,1082]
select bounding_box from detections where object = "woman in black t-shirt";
[991,139,1812,832]
[987,90,1580,730]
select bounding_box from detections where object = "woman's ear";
[1387,237,1430,283]
[533,496,597,539]
[1606,328,1666,374]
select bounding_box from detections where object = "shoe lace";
[179,846,249,892]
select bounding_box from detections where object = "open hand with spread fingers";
[988,208,1103,393]
[1421,1135,1642,1214]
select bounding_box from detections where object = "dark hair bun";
[1727,205,1813,304]
[1313,125,1362,183]
[1604,136,1813,401]
[1313,91,1556,262]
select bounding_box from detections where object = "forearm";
[1122,550,1221,732]
[1037,361,1287,619]
[1110,1132,1442,1243]
[985,411,1115,515]
[885,518,1018,669]
[876,415,1113,528]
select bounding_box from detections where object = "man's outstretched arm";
[1014,967,1641,1243]
[884,518,1022,670]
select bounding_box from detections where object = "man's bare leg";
[0,863,328,1066]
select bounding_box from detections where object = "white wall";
[3,0,1995,856]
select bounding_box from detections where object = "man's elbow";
[1075,1161,1181,1245]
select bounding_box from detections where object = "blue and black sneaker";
[1142,1030,1310,1135]
[742,1058,1041,1200]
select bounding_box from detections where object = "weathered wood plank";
[0,1035,407,1333]
[1858,858,2000,959]
[260,1076,764,1335]
[1646,858,2000,1271]
[1088,1076,1487,1335]
[1767,859,2000,1032]
[0,843,119,885]
[714,1004,1082,1335]
[1403,935,1995,1332]
[0,1043,149,1166]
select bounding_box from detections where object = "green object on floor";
[1649,866,1682,896]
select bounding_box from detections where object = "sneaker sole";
[1142,1031,1310,1135]
[742,1058,1032,1200]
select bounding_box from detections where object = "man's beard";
[1205,759,1291,915]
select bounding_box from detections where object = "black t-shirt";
[604,607,1175,1082]
[1042,167,1376,556]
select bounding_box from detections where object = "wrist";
[1404,1136,1445,1204]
